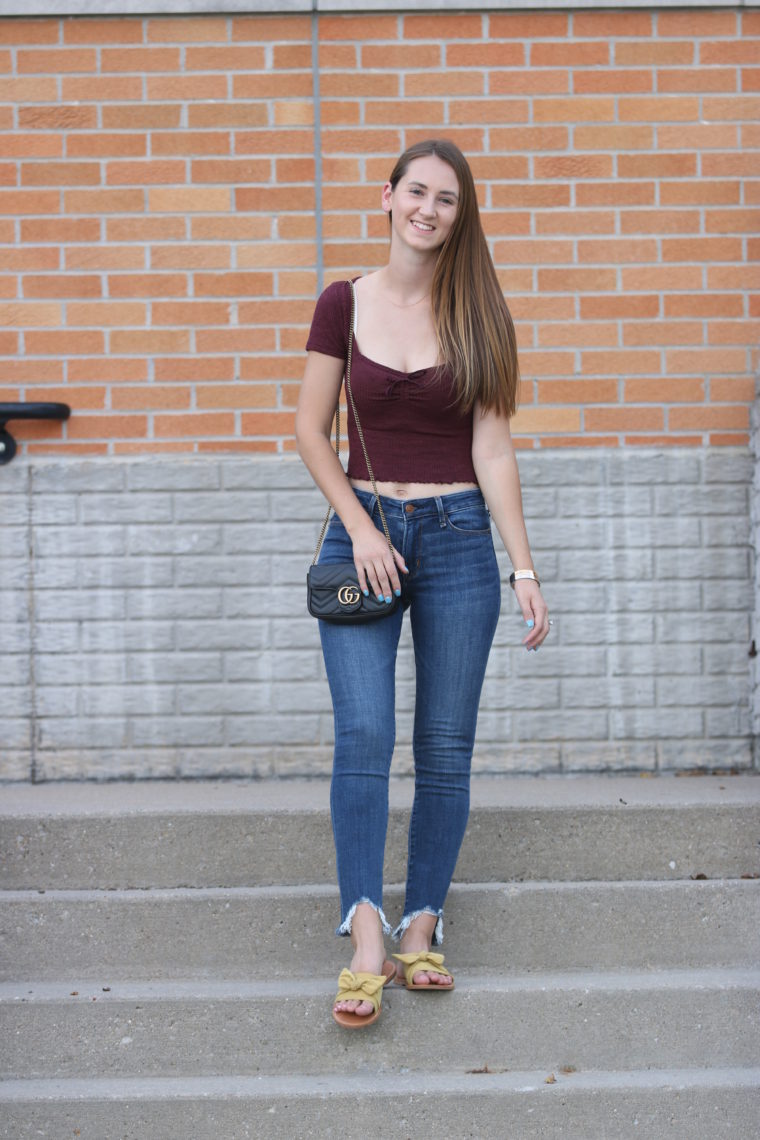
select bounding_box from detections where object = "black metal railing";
[0,403,71,465]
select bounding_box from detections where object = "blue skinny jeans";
[318,488,501,945]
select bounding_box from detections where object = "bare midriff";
[350,478,479,500]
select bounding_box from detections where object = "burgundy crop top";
[305,279,477,484]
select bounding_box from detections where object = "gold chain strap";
[312,280,393,564]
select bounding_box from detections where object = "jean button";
[405,503,415,513]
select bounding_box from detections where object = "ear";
[381,182,393,214]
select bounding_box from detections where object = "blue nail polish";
[385,595,392,604]
[526,619,534,629]
[362,588,369,596]
[394,588,401,597]
[376,594,384,602]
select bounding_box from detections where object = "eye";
[409,188,423,195]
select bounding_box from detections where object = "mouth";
[411,220,435,233]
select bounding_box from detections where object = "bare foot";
[333,904,388,1019]
[397,912,453,987]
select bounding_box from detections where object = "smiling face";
[382,154,460,254]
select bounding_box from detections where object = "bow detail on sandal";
[392,951,455,991]
[332,968,387,1029]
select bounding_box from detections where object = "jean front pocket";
[444,506,492,535]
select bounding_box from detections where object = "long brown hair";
[387,139,519,417]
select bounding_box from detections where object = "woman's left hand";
[514,580,550,651]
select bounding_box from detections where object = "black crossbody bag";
[306,281,399,624]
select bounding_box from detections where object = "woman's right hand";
[350,518,408,602]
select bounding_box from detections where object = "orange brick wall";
[0,9,757,456]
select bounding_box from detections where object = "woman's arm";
[471,402,550,649]
[295,350,407,600]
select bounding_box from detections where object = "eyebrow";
[407,180,459,199]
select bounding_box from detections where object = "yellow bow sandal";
[392,950,455,991]
[332,967,388,1029]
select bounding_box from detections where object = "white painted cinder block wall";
[1,448,754,781]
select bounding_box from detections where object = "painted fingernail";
[362,588,369,597]
[394,588,401,597]
[526,619,534,629]
[385,595,392,604]
[376,594,384,601]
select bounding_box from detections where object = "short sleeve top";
[305,279,477,484]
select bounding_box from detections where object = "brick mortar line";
[8,76,754,84]
[6,67,759,79]
[310,5,324,297]
[7,37,760,69]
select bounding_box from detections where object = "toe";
[334,998,373,1017]
[410,970,453,986]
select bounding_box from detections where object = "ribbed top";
[305,280,477,484]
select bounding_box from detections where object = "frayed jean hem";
[392,906,444,946]
[336,897,392,938]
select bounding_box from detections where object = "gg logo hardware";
[337,583,361,607]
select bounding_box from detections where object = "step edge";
[1,775,758,817]
[3,967,760,1004]
[1,1068,759,1101]
[3,878,759,902]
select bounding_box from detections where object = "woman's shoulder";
[306,278,354,357]
[321,277,353,299]
[320,277,358,303]
[314,278,354,324]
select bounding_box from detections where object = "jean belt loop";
[435,495,446,527]
[369,493,377,519]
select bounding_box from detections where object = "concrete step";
[2,969,757,1080]
[1,1070,758,1139]
[3,776,758,1138]
[2,880,757,981]
[2,775,758,889]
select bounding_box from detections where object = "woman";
[296,139,550,1028]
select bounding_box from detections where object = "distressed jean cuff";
[392,907,444,946]
[336,897,392,938]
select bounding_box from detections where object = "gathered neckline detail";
[351,334,437,378]
[348,277,439,377]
